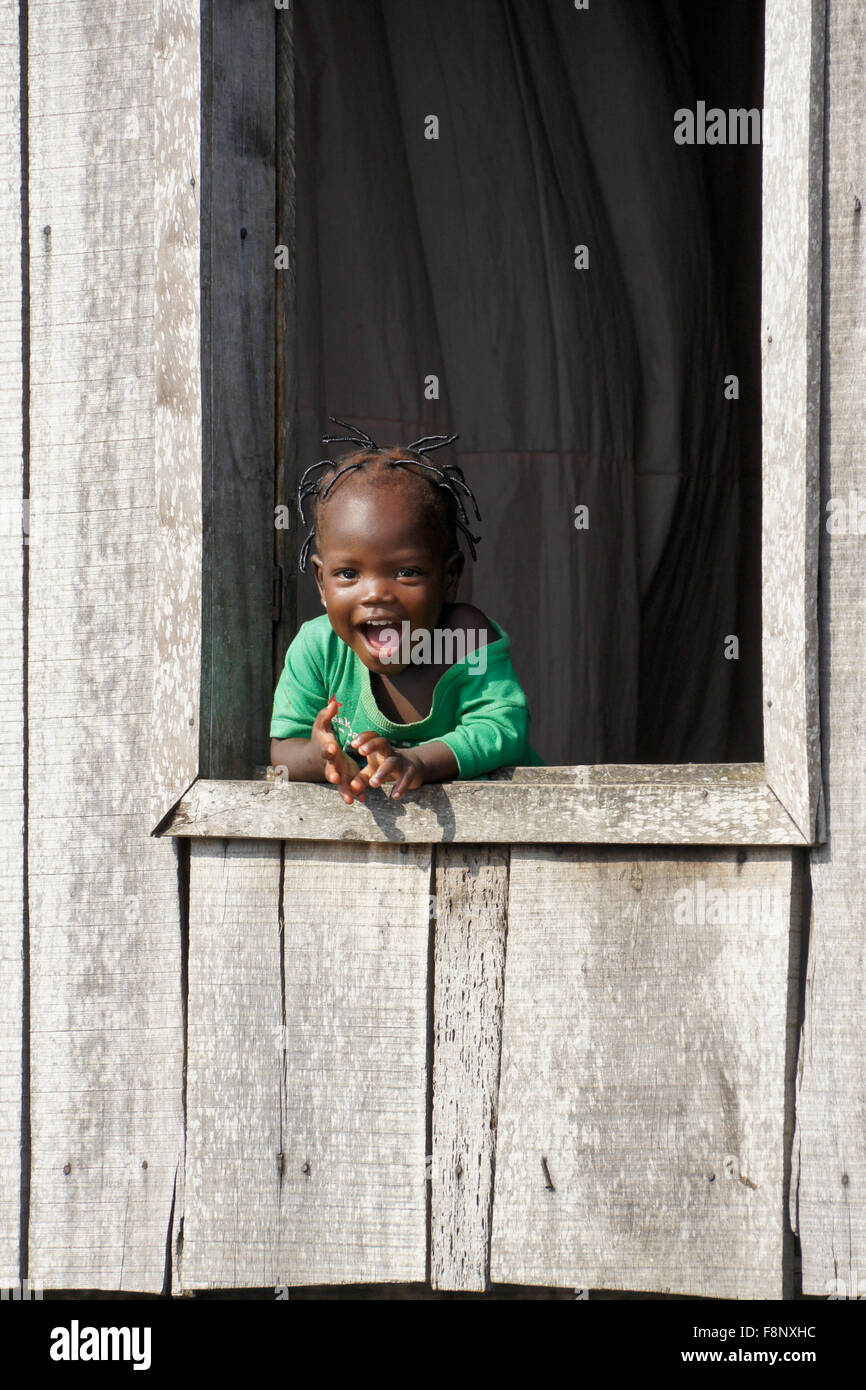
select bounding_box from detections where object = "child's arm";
[271,697,369,804]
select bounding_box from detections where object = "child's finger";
[348,733,386,756]
[352,735,390,758]
[391,765,418,800]
[369,755,401,788]
[314,696,341,729]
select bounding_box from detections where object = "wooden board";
[162,767,806,844]
[26,0,184,1291]
[761,0,825,839]
[150,0,203,826]
[490,847,799,1298]
[0,0,23,1288]
[430,847,508,1291]
[198,0,276,781]
[180,840,431,1289]
[273,0,298,684]
[793,0,866,1299]
[178,840,283,1290]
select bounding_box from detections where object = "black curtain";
[294,0,762,765]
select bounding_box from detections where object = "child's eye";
[396,567,422,578]
[334,568,357,580]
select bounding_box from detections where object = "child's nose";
[360,576,395,602]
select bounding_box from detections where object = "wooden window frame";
[150,0,825,847]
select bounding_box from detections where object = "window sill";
[153,763,815,844]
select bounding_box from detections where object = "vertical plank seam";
[804,0,828,841]
[813,0,831,854]
[273,1,295,686]
[484,847,512,1291]
[272,0,281,686]
[171,836,191,1294]
[789,848,813,1258]
[199,0,214,779]
[277,841,288,1202]
[428,845,439,1289]
[781,850,806,1299]
[17,0,30,1294]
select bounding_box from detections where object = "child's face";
[311,478,463,674]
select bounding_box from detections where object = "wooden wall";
[0,0,24,1292]
[0,0,862,1299]
[175,841,802,1297]
[22,0,184,1291]
[792,0,866,1299]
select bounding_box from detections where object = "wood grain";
[761,0,825,839]
[179,840,284,1290]
[163,767,806,844]
[26,0,183,1291]
[793,0,866,1299]
[199,0,275,781]
[489,847,799,1297]
[180,839,431,1289]
[0,0,23,1288]
[150,0,203,825]
[430,847,509,1291]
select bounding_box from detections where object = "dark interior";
[289,0,765,765]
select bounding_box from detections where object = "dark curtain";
[294,0,760,765]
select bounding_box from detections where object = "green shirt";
[270,613,544,779]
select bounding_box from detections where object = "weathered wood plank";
[490,847,799,1298]
[273,0,298,684]
[793,0,866,1300]
[430,847,508,1291]
[0,0,23,1288]
[162,769,807,844]
[26,0,183,1290]
[258,762,774,787]
[150,0,203,826]
[761,0,825,838]
[199,0,275,781]
[181,840,431,1289]
[179,840,283,1290]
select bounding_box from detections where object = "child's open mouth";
[357,619,402,658]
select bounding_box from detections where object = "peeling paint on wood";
[163,770,807,844]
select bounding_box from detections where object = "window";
[150,0,823,846]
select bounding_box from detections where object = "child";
[270,418,543,803]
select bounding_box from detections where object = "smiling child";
[269,419,543,803]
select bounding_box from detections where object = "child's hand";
[311,697,368,804]
[349,733,425,801]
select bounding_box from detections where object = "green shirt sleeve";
[438,705,531,779]
[434,643,534,779]
[269,621,329,739]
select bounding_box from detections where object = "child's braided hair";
[296,417,482,573]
